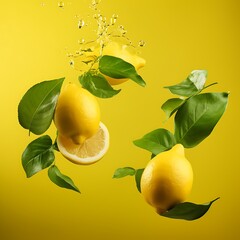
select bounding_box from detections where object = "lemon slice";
[57,122,109,165]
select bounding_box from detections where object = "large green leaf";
[79,72,121,98]
[18,78,64,135]
[99,55,146,87]
[160,198,219,220]
[164,70,207,97]
[174,92,229,148]
[48,165,80,193]
[113,167,136,178]
[161,98,186,119]
[22,135,55,177]
[133,128,176,155]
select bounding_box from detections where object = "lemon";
[102,41,146,85]
[73,41,145,85]
[140,144,193,214]
[57,122,109,165]
[54,83,100,144]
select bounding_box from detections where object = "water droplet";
[138,40,146,47]
[40,2,46,7]
[78,38,85,44]
[119,25,127,35]
[69,60,74,66]
[96,14,103,22]
[67,53,74,57]
[93,0,101,4]
[78,19,85,29]
[91,0,101,10]
[58,1,64,8]
[92,0,101,6]
[110,14,118,25]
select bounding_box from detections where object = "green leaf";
[189,70,208,90]
[22,135,55,178]
[151,153,156,159]
[174,92,229,148]
[113,167,136,178]
[164,70,207,97]
[18,78,64,135]
[79,72,121,98]
[52,140,59,152]
[99,55,146,87]
[135,168,144,193]
[161,98,186,119]
[48,165,80,193]
[133,128,176,155]
[160,197,219,220]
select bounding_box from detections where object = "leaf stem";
[202,82,218,91]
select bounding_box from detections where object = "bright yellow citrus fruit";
[140,144,193,214]
[57,122,109,165]
[54,83,100,145]
[102,41,146,85]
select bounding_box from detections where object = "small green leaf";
[48,165,80,193]
[113,167,136,178]
[79,72,121,98]
[164,70,207,97]
[135,168,144,193]
[18,78,64,135]
[133,128,176,155]
[99,55,146,87]
[22,135,55,178]
[161,98,186,119]
[160,197,219,220]
[174,92,229,148]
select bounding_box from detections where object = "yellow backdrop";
[1,0,239,239]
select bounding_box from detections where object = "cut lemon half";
[57,122,109,165]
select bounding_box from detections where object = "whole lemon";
[140,144,193,214]
[54,83,100,144]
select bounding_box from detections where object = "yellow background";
[1,0,240,239]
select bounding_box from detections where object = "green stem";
[202,82,218,91]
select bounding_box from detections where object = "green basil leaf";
[160,197,219,220]
[99,55,146,87]
[133,128,176,155]
[113,167,136,178]
[174,92,229,148]
[161,98,186,119]
[22,135,55,178]
[18,78,64,135]
[48,165,80,193]
[164,70,207,97]
[79,72,121,98]
[135,168,144,193]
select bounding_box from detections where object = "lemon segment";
[57,122,109,165]
[140,144,193,214]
